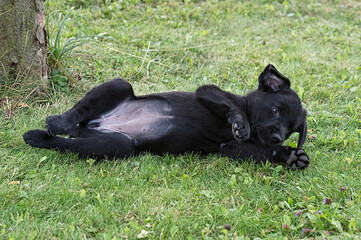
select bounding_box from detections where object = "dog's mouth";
[250,127,284,146]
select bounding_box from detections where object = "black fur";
[23,64,309,169]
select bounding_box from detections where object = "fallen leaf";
[9,181,21,186]
[18,102,29,108]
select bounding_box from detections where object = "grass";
[1,0,361,239]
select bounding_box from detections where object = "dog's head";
[246,64,307,148]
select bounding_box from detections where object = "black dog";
[23,64,309,169]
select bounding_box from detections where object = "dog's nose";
[271,133,283,144]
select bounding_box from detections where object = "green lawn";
[1,0,361,239]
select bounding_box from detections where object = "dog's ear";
[258,64,291,92]
[196,85,231,120]
[297,108,307,148]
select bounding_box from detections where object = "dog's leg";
[219,141,310,170]
[196,85,250,142]
[46,78,135,135]
[23,130,136,158]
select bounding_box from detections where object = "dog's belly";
[88,99,174,139]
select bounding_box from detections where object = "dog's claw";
[235,129,240,137]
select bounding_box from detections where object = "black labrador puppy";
[23,64,309,169]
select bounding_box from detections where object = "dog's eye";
[271,107,279,115]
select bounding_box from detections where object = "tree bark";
[0,0,47,87]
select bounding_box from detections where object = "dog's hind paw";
[23,129,54,148]
[46,114,71,135]
[284,148,310,170]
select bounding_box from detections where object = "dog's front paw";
[282,147,310,170]
[232,120,250,142]
[46,114,70,135]
[23,129,54,148]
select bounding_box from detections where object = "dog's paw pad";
[299,155,309,162]
[296,160,308,169]
[291,163,298,170]
[285,148,310,170]
[297,149,305,155]
[232,121,250,142]
[285,150,297,165]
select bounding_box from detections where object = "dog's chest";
[88,100,174,139]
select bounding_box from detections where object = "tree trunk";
[0,0,47,87]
